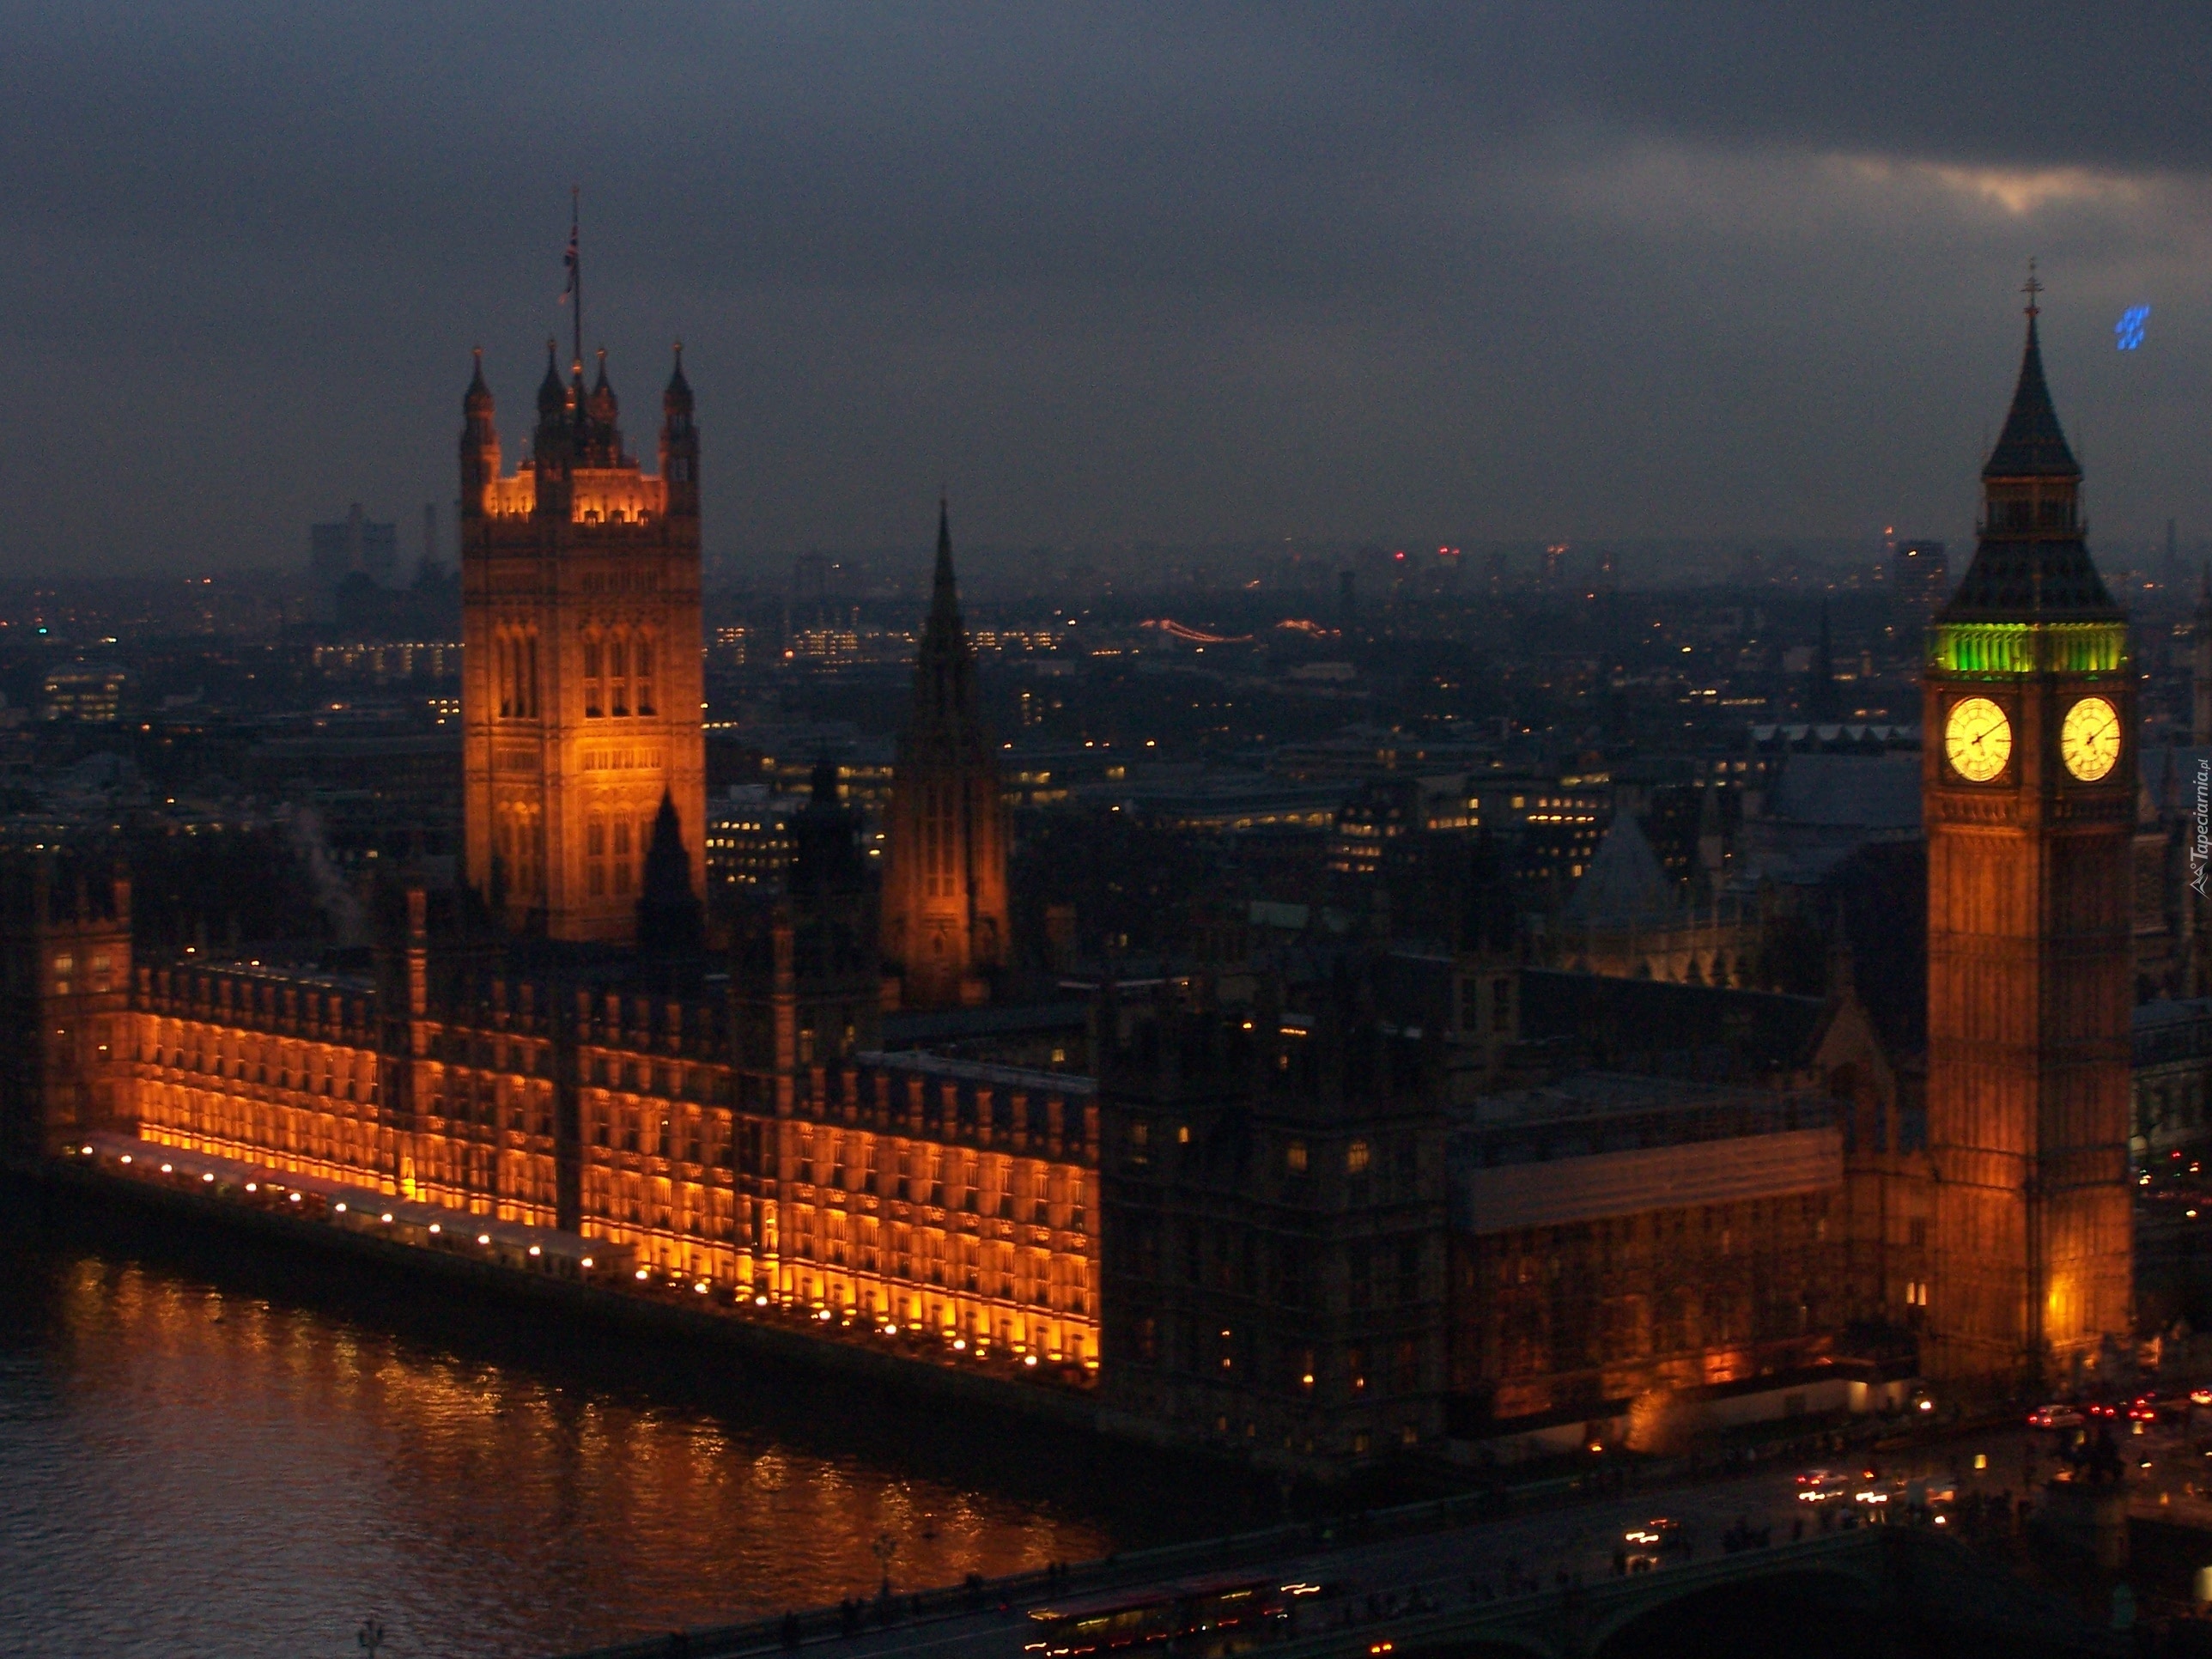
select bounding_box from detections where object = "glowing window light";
[289,1194,302,1204]
[477,1233,491,1245]
[529,1246,543,1257]
[2117,305,2150,350]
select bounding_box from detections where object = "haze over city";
[6,3,2211,574]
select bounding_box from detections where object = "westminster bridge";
[556,1440,2126,1659]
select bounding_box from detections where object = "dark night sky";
[4,3,2207,574]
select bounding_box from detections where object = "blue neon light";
[2117,305,2150,350]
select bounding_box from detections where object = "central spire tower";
[879,499,1009,1008]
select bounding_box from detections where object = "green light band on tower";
[1927,621,2126,676]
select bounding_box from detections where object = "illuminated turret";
[459,301,704,941]
[659,344,698,521]
[459,349,500,520]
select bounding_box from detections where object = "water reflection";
[0,1233,1156,1658]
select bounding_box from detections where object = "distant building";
[1327,775,1469,876]
[705,786,799,896]
[1890,540,1947,615]
[309,504,399,621]
[40,662,127,723]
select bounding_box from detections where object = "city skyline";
[4,5,2209,574]
[5,14,2211,1653]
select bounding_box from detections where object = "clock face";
[2060,695,2121,782]
[1944,696,2012,782]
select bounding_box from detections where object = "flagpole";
[570,185,582,375]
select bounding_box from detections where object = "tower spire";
[933,491,957,611]
[1984,271,2076,481]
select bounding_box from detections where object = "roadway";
[564,1407,2212,1659]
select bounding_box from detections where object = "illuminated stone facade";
[1923,301,2136,1387]
[121,893,1098,1367]
[0,863,133,1158]
[460,343,705,941]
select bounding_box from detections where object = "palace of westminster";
[0,289,2158,1466]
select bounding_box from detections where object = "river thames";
[0,1221,1237,1658]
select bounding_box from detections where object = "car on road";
[1795,1469,1849,1502]
[1622,1519,1684,1569]
[2028,1404,2085,1430]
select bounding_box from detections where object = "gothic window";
[613,817,634,895]
[610,636,629,717]
[586,815,606,896]
[523,631,539,718]
[583,638,604,718]
[635,635,655,715]
[496,635,514,718]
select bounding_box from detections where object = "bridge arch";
[1588,1562,1883,1659]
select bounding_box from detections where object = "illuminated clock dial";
[2060,695,2121,782]
[1943,696,2012,782]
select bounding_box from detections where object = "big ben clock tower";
[1924,276,2135,1388]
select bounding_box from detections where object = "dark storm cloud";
[2,3,2206,572]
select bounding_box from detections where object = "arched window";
[496,635,514,719]
[610,635,629,718]
[586,815,606,896]
[523,631,538,718]
[635,635,655,715]
[613,816,634,895]
[583,636,604,718]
